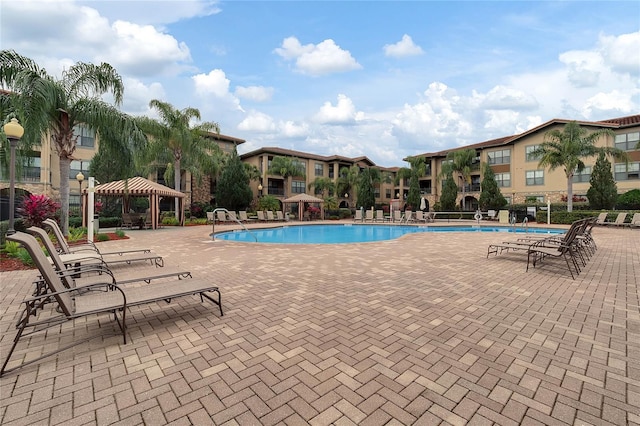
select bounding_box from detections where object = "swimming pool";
[215,224,564,244]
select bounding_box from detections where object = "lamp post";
[344,193,348,208]
[3,118,24,235]
[76,171,85,226]
[258,183,263,197]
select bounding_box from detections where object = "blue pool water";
[215,224,564,244]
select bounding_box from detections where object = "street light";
[257,183,263,196]
[76,171,85,226]
[3,118,24,235]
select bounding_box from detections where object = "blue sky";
[2,1,639,167]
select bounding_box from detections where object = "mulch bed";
[1,232,128,272]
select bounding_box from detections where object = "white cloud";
[598,31,640,76]
[235,86,274,102]
[383,34,424,58]
[274,37,362,76]
[582,89,637,117]
[559,50,602,88]
[314,94,364,124]
[279,121,309,138]
[120,78,167,115]
[237,111,277,132]
[78,0,221,26]
[101,21,192,76]
[192,69,243,112]
[481,85,539,110]
[192,69,231,97]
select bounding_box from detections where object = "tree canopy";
[530,121,626,212]
[586,151,618,210]
[0,49,144,234]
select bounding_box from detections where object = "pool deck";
[1,220,638,425]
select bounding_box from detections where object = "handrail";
[210,208,258,242]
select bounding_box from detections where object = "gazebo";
[283,193,325,221]
[84,176,185,230]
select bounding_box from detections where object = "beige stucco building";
[412,115,640,210]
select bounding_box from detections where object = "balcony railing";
[459,184,480,192]
[267,188,285,196]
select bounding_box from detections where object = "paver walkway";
[1,222,638,425]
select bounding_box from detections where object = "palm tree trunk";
[59,157,71,235]
[174,158,181,220]
[566,174,574,212]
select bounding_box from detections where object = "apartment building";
[412,114,640,210]
[239,147,399,209]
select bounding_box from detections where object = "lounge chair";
[256,211,266,222]
[216,211,227,224]
[353,209,363,222]
[630,213,640,228]
[393,210,402,223]
[375,210,386,222]
[487,219,587,279]
[1,232,222,377]
[604,212,628,226]
[28,226,164,268]
[276,211,285,221]
[405,210,414,223]
[365,209,374,222]
[238,211,249,222]
[227,211,238,222]
[42,219,152,257]
[206,211,215,224]
[266,211,276,221]
[121,213,135,229]
[415,211,427,223]
[595,212,609,225]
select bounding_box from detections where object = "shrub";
[162,217,180,226]
[1,241,33,267]
[96,233,110,242]
[68,227,87,242]
[115,230,126,238]
[190,202,210,219]
[17,194,60,228]
[617,189,640,210]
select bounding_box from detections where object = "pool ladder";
[210,208,258,242]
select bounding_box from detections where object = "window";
[487,149,511,165]
[385,189,391,199]
[572,166,591,183]
[73,125,95,148]
[70,160,91,179]
[614,162,640,180]
[525,145,541,162]
[293,160,306,174]
[315,163,324,177]
[291,180,305,194]
[495,172,511,188]
[374,188,380,198]
[525,170,544,186]
[615,132,640,151]
[22,155,41,182]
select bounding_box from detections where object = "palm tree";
[0,49,144,234]
[136,99,219,220]
[446,148,476,211]
[267,156,305,198]
[397,156,427,211]
[336,164,360,208]
[530,121,627,212]
[308,176,335,198]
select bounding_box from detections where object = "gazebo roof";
[283,193,324,203]
[92,176,185,198]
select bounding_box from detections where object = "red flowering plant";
[17,194,60,227]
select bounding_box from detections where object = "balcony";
[459,183,480,192]
[267,187,285,196]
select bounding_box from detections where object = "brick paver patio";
[1,221,638,425]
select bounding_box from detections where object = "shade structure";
[85,176,185,229]
[283,193,325,221]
